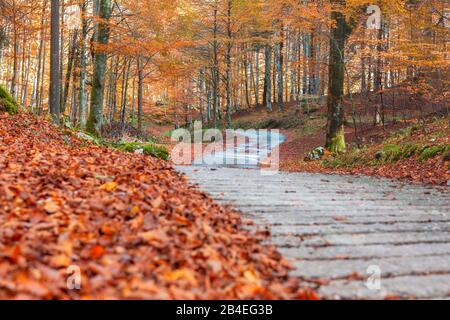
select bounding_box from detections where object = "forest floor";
[145,97,449,186]
[228,101,449,186]
[0,112,317,299]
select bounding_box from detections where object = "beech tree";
[87,0,112,134]
[325,0,352,153]
[49,0,60,123]
[0,0,447,144]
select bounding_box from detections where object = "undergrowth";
[323,118,449,169]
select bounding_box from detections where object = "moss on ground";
[115,142,170,160]
[323,120,449,169]
[0,85,19,115]
[418,145,447,161]
[72,131,170,161]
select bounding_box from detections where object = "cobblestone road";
[179,166,450,299]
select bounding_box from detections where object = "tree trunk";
[225,0,232,128]
[205,75,211,126]
[120,59,131,125]
[0,27,6,84]
[255,46,260,107]
[308,31,316,97]
[274,30,284,112]
[87,0,112,134]
[38,34,48,114]
[59,1,65,108]
[243,49,251,111]
[325,1,351,153]
[212,5,219,128]
[62,30,78,113]
[137,56,144,131]
[263,45,272,111]
[302,33,309,96]
[374,25,384,126]
[11,9,19,99]
[49,0,61,124]
[198,70,204,124]
[78,0,88,128]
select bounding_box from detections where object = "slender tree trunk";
[225,0,232,128]
[130,76,136,126]
[87,0,112,134]
[137,56,144,131]
[290,37,297,102]
[120,59,131,125]
[296,34,302,112]
[255,46,260,107]
[0,27,6,84]
[263,45,272,111]
[302,33,309,96]
[22,33,31,107]
[243,49,251,111]
[20,27,27,106]
[374,24,384,126]
[325,1,351,153]
[49,0,61,123]
[59,1,65,108]
[78,0,88,128]
[205,76,211,126]
[212,4,219,128]
[308,31,316,97]
[274,30,284,112]
[11,9,19,99]
[198,69,204,124]
[38,35,48,114]
[62,30,78,113]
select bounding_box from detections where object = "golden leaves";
[130,205,140,215]
[243,269,261,285]
[43,198,61,214]
[164,269,198,286]
[151,196,163,209]
[50,255,71,268]
[100,181,118,192]
[0,113,305,300]
[138,230,159,242]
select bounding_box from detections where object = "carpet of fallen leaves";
[282,157,449,185]
[0,113,316,300]
[281,120,449,186]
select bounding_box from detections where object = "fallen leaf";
[164,269,197,286]
[151,196,163,209]
[90,245,105,260]
[43,198,60,214]
[100,182,118,192]
[244,269,261,285]
[50,254,71,268]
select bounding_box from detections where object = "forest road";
[177,132,450,299]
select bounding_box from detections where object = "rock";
[76,132,94,142]
[134,148,144,155]
[375,151,384,160]
[305,146,325,161]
